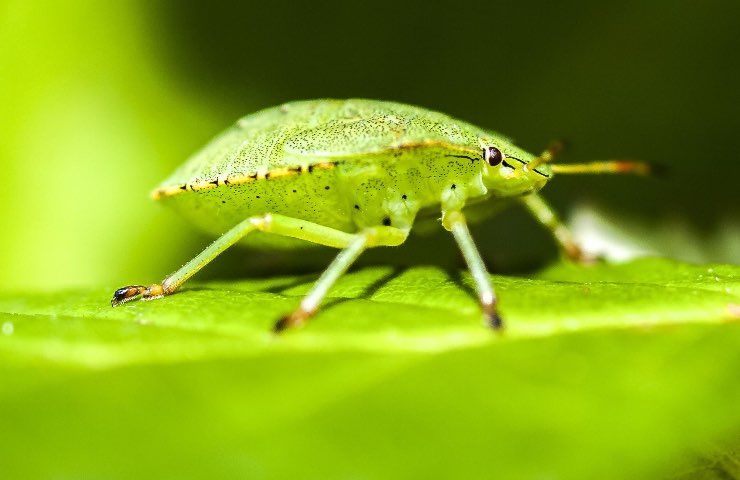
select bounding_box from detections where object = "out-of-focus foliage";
[1,0,739,291]
[0,1,219,290]
[0,259,738,478]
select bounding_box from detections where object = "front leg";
[519,193,592,263]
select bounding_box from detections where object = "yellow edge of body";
[151,140,479,200]
[151,161,339,200]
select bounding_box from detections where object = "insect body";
[112,99,649,331]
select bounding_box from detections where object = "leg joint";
[362,226,408,247]
[441,210,465,231]
[249,213,273,232]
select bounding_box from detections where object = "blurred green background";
[1,0,738,292]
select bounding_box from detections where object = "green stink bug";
[112,99,650,331]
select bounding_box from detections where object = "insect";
[112,99,650,331]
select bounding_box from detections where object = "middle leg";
[274,226,408,332]
[442,210,502,329]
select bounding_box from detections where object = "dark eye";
[485,146,503,166]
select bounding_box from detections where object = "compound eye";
[485,146,503,166]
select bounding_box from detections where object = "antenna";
[550,160,653,175]
[527,140,566,171]
[526,140,656,176]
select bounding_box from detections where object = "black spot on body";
[210,179,219,186]
[324,186,330,190]
[451,184,457,190]
[402,194,407,200]
[354,204,360,210]
[382,217,391,226]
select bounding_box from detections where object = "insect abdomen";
[159,166,354,249]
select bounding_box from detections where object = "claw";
[273,308,312,333]
[483,303,504,330]
[111,285,146,306]
[111,283,166,306]
[564,243,600,265]
[486,310,503,330]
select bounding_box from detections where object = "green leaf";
[0,257,738,479]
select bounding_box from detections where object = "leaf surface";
[0,258,738,479]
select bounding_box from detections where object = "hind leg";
[111,214,360,306]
